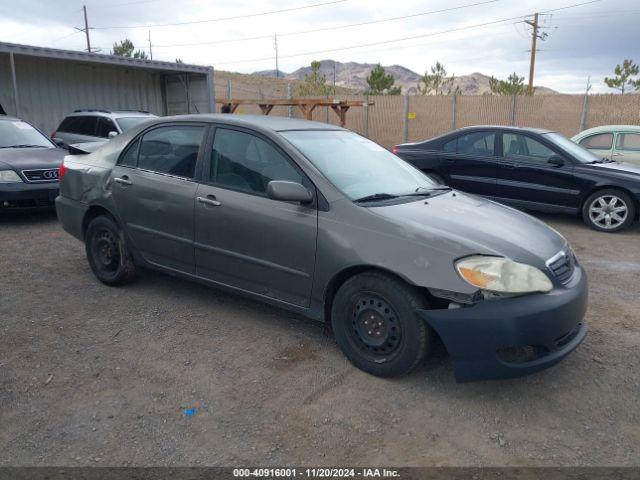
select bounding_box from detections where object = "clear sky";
[3,0,639,93]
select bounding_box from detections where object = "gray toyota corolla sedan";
[56,115,587,382]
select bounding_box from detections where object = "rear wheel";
[85,215,137,285]
[331,271,431,377]
[582,189,635,233]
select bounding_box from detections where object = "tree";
[489,72,527,95]
[295,61,335,96]
[418,62,457,95]
[111,39,148,60]
[604,59,639,94]
[366,64,401,95]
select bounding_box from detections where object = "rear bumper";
[55,195,88,241]
[0,182,59,210]
[420,265,588,382]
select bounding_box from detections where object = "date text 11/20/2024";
[233,468,400,478]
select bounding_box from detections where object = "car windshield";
[0,120,54,148]
[116,116,154,132]
[281,130,438,201]
[543,132,602,163]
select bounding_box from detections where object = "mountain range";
[253,60,558,95]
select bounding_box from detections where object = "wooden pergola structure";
[216,98,373,127]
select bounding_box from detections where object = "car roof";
[156,114,346,132]
[66,110,156,118]
[453,125,553,134]
[574,125,640,137]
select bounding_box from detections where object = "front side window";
[210,128,303,194]
[96,117,117,138]
[503,133,555,162]
[281,130,437,201]
[0,120,54,148]
[580,133,613,150]
[137,125,204,178]
[616,133,640,151]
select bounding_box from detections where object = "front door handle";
[114,176,132,186]
[501,163,516,169]
[197,195,221,207]
[612,152,624,157]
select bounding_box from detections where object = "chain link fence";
[215,79,640,150]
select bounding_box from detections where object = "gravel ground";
[1,210,639,467]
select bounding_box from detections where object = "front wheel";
[85,215,137,286]
[331,271,431,377]
[582,189,635,233]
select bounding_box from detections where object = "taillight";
[392,146,398,155]
[58,162,67,179]
[51,131,56,139]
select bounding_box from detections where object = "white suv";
[52,110,157,147]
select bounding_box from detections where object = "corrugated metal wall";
[0,54,210,134]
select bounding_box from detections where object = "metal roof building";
[0,42,215,134]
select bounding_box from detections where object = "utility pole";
[525,13,548,95]
[148,30,153,60]
[274,34,279,78]
[82,5,91,53]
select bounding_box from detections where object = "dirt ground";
[1,210,639,467]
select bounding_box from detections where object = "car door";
[194,126,318,307]
[496,132,581,212]
[577,132,614,160]
[111,123,206,274]
[613,132,640,166]
[438,130,499,197]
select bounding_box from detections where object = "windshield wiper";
[354,193,400,202]
[415,186,452,192]
[0,144,47,149]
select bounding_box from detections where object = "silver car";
[52,109,157,147]
[55,115,587,382]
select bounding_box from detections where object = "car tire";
[85,215,137,286]
[582,189,636,233]
[331,271,431,377]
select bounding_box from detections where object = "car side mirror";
[108,131,119,139]
[52,137,65,147]
[548,154,565,167]
[267,180,313,203]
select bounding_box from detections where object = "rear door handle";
[197,195,221,207]
[114,176,132,186]
[501,163,516,169]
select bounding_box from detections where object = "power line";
[99,0,501,50]
[91,0,349,29]
[213,0,602,67]
[89,0,503,51]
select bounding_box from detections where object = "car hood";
[369,191,567,267]
[0,147,66,171]
[589,161,640,176]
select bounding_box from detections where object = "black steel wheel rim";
[92,228,120,274]
[348,293,402,360]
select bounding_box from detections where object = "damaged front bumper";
[420,265,588,382]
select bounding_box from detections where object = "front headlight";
[455,255,553,294]
[0,169,23,183]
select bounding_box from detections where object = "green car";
[572,125,640,167]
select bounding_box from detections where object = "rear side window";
[579,133,613,150]
[137,125,204,178]
[616,133,640,151]
[119,138,140,167]
[446,132,495,156]
[58,116,98,136]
